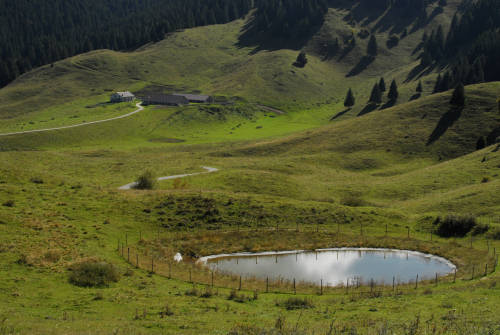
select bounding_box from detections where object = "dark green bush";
[2,200,14,207]
[279,297,314,310]
[69,260,120,287]
[434,216,476,237]
[134,170,156,190]
[488,228,500,240]
[471,223,490,236]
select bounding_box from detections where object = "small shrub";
[200,288,213,298]
[16,254,31,266]
[227,289,248,303]
[134,170,156,190]
[434,215,476,237]
[69,260,120,287]
[30,177,44,184]
[93,292,104,301]
[43,250,61,263]
[159,305,174,317]
[386,35,399,48]
[471,223,489,236]
[279,297,314,310]
[185,287,199,296]
[2,200,14,207]
[340,195,365,207]
[481,176,490,183]
[488,227,500,240]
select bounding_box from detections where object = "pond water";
[200,248,456,286]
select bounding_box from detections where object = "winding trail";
[0,102,144,137]
[118,166,219,190]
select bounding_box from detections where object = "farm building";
[173,93,213,103]
[110,91,135,103]
[141,94,189,106]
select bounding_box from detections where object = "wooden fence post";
[435,273,438,286]
[151,257,154,273]
[266,277,269,293]
[320,279,323,295]
[127,247,130,262]
[415,274,418,289]
[211,271,214,288]
[453,268,457,283]
[392,276,395,292]
[293,278,296,295]
[239,276,242,291]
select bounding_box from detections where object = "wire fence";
[116,225,499,298]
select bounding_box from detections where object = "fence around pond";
[116,225,499,297]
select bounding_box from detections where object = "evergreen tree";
[367,35,378,56]
[388,80,399,101]
[450,82,465,106]
[379,78,386,92]
[344,88,355,107]
[476,136,486,150]
[416,81,423,93]
[369,83,382,104]
[294,51,308,67]
[433,74,442,94]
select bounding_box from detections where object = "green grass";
[1,1,500,333]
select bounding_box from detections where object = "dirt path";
[0,102,144,137]
[257,104,285,115]
[118,166,219,190]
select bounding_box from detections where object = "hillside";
[0,0,466,134]
[1,1,500,334]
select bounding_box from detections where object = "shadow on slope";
[426,106,464,146]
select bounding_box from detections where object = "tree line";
[421,0,500,91]
[0,0,252,87]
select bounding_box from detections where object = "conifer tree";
[294,51,308,67]
[344,88,355,107]
[367,35,378,56]
[416,81,423,93]
[379,78,386,92]
[433,74,442,94]
[369,83,382,104]
[450,82,465,106]
[388,80,399,102]
[476,136,486,150]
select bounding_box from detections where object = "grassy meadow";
[1,1,500,333]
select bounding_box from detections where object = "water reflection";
[203,249,455,286]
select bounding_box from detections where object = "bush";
[488,227,500,240]
[2,200,14,207]
[434,215,476,237]
[471,223,489,236]
[30,177,44,184]
[69,260,120,287]
[386,35,399,48]
[134,170,156,190]
[279,297,314,310]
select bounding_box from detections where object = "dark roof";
[173,93,211,102]
[142,94,188,105]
